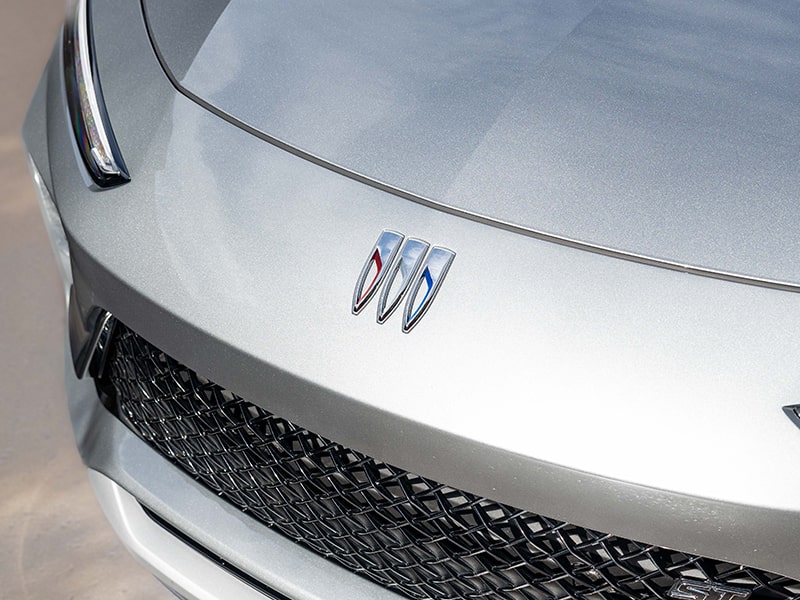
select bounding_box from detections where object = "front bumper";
[23,0,800,597]
[88,471,268,600]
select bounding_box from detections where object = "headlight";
[63,0,129,187]
[27,155,73,301]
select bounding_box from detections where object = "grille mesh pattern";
[106,324,800,600]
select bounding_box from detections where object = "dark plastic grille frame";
[104,323,800,600]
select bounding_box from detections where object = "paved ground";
[0,1,168,598]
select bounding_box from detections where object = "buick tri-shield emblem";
[352,230,455,332]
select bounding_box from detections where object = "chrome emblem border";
[402,247,455,333]
[377,238,429,324]
[353,230,455,332]
[352,230,404,315]
[667,579,751,600]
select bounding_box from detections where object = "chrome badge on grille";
[352,230,455,332]
[668,579,751,600]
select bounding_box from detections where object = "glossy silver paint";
[89,472,273,600]
[145,0,800,289]
[21,0,800,596]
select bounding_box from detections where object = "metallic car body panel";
[23,68,52,193]
[88,473,278,600]
[143,0,800,288]
[24,0,800,590]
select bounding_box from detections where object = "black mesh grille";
[104,323,800,600]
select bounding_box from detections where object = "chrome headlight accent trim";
[63,0,129,187]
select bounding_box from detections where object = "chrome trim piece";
[402,247,456,333]
[668,578,751,600]
[782,405,800,431]
[351,230,404,315]
[87,312,116,378]
[69,287,116,378]
[377,238,429,324]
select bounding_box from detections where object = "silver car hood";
[143,0,800,287]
